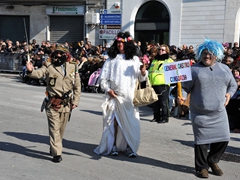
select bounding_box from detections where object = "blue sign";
[100,20,121,25]
[100,14,121,20]
[100,9,122,14]
[100,9,108,14]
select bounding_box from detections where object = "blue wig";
[195,39,224,61]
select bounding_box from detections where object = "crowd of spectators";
[137,41,240,132]
[0,39,107,86]
[0,38,239,132]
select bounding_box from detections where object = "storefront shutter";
[50,16,84,44]
[0,15,30,43]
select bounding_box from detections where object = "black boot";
[52,155,62,163]
[157,119,168,124]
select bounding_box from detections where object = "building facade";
[0,0,240,47]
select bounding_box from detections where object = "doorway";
[135,1,170,45]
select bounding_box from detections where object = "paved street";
[0,73,239,180]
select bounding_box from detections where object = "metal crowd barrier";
[0,53,22,73]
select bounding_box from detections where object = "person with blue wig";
[180,39,237,178]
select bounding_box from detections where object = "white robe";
[94,54,147,155]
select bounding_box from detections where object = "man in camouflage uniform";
[26,45,81,163]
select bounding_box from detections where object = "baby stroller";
[88,68,102,93]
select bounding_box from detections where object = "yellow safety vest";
[148,58,174,85]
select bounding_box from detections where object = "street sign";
[100,25,121,29]
[100,13,121,25]
[107,25,121,29]
[99,9,122,39]
[100,14,121,20]
[100,20,121,25]
[100,9,121,14]
[99,29,120,39]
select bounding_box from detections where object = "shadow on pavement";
[230,137,240,142]
[0,73,22,83]
[0,141,51,161]
[3,131,196,175]
[173,139,240,162]
[80,106,153,122]
[80,109,102,116]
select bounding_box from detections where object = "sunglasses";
[160,49,166,51]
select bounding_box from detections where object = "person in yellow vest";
[148,44,174,123]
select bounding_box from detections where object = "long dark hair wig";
[107,31,136,60]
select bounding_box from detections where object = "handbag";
[133,78,158,106]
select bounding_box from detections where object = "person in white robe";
[94,31,147,157]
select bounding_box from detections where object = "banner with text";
[99,29,120,39]
[46,6,84,15]
[163,60,192,84]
